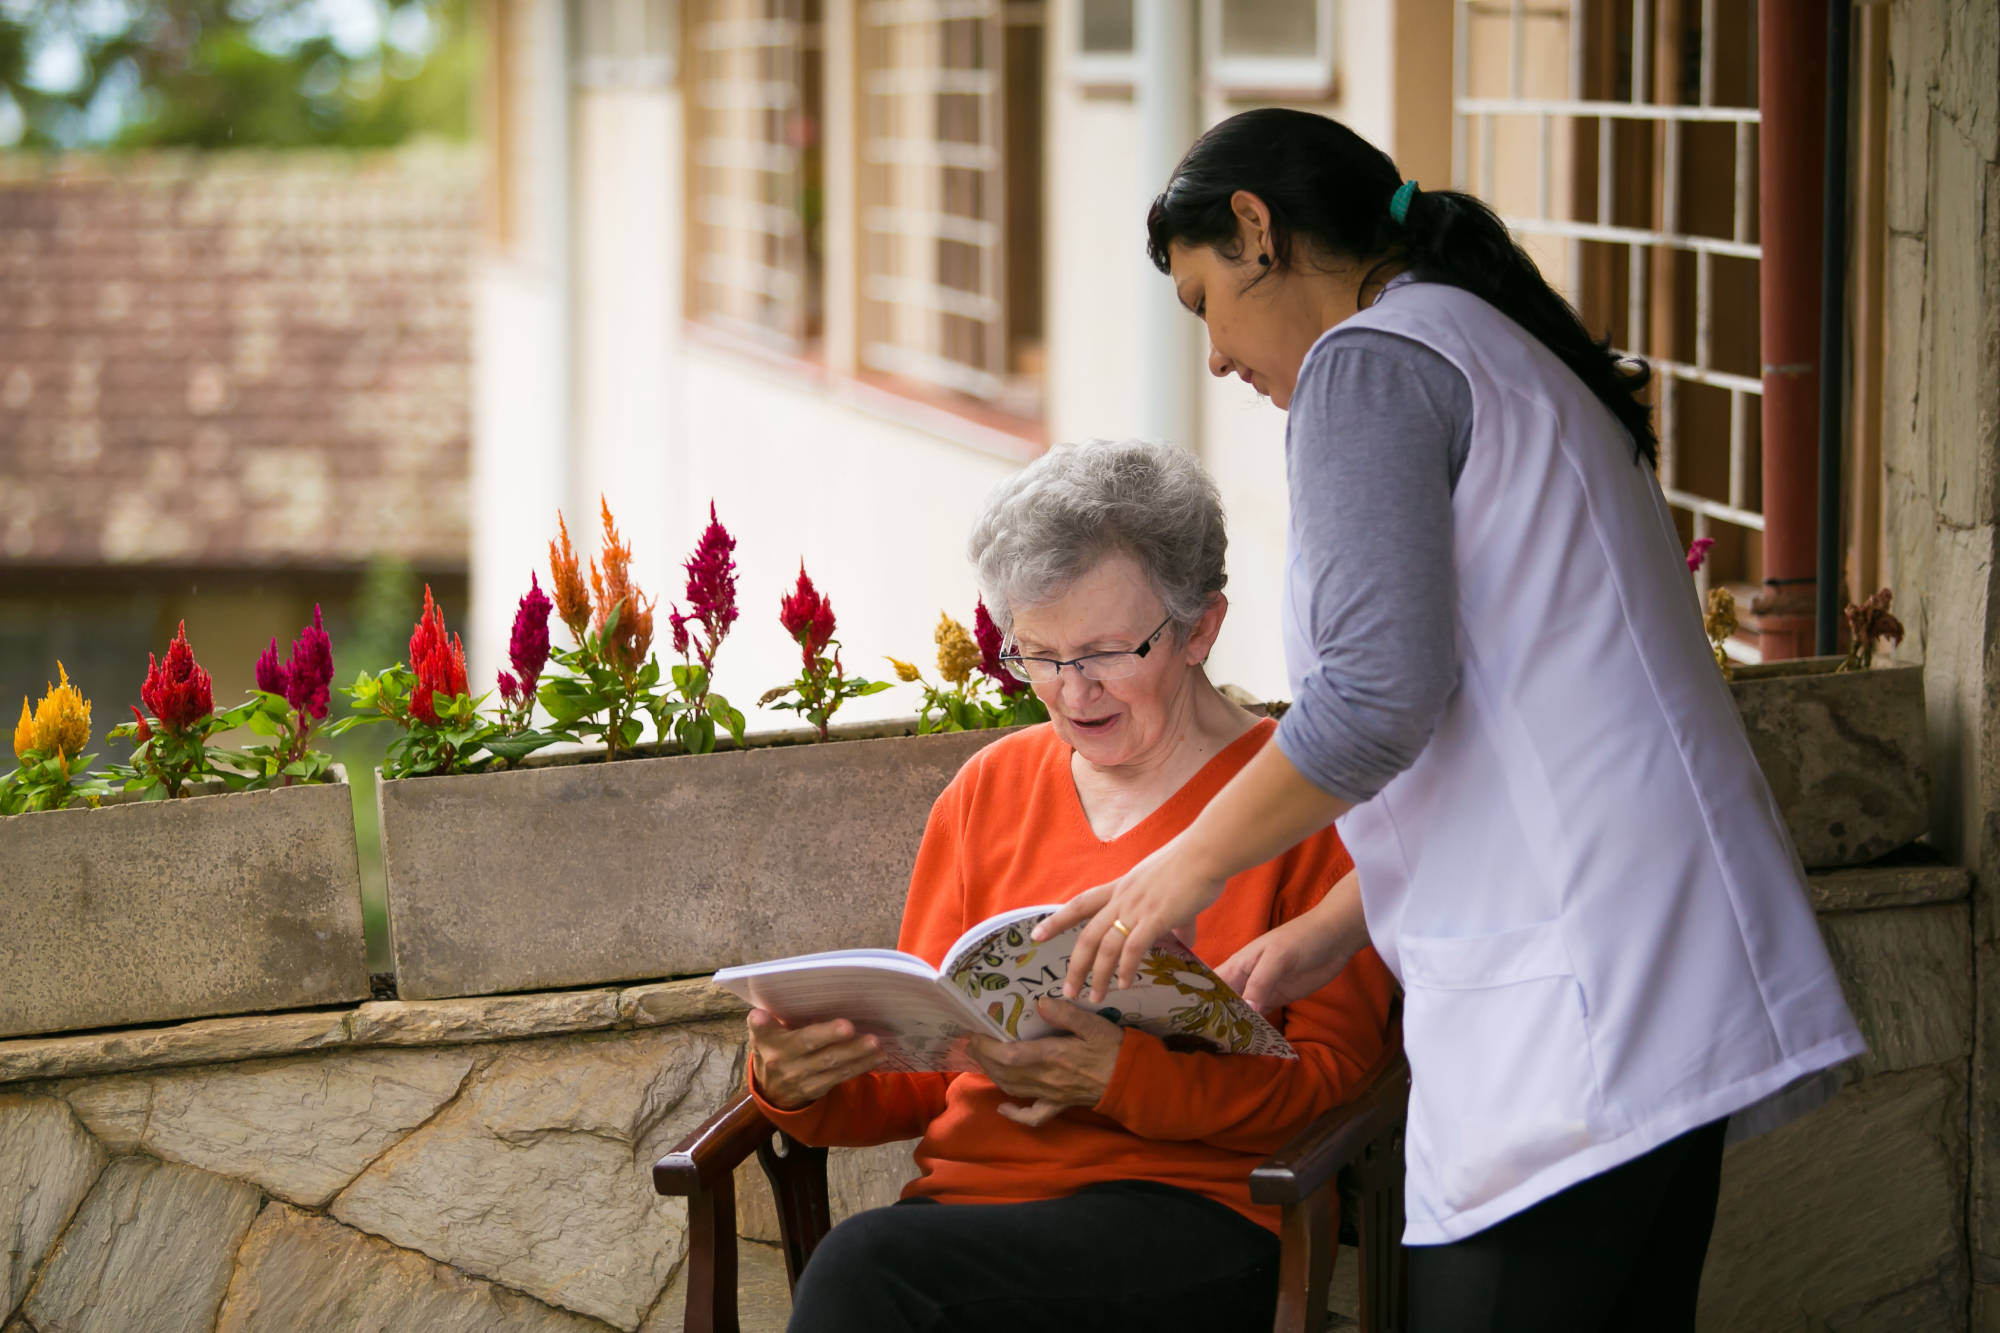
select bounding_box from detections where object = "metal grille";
[1451,0,1763,611]
[686,0,822,348]
[857,0,1011,400]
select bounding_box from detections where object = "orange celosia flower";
[31,662,91,761]
[589,498,654,673]
[549,511,592,639]
[13,698,33,761]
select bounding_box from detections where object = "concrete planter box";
[0,770,369,1039]
[1730,658,1929,869]
[376,720,1016,1000]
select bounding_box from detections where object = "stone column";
[1875,2,2000,1327]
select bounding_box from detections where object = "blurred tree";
[0,0,469,150]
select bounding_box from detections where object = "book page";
[943,908,1296,1058]
[712,959,1004,1073]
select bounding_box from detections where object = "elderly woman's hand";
[748,1009,886,1111]
[968,998,1126,1128]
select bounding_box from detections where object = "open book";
[713,904,1294,1073]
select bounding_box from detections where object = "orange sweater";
[752,719,1398,1233]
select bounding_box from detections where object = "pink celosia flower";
[508,572,553,697]
[973,599,1027,697]
[1685,537,1716,573]
[285,605,334,721]
[254,637,289,697]
[779,563,836,665]
[669,501,739,669]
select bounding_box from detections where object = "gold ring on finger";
[1111,918,1133,937]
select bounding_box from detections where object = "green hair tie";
[1390,179,1419,225]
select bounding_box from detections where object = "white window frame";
[570,0,677,89]
[1071,0,1138,89]
[1203,0,1338,98]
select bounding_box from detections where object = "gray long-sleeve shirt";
[1274,324,1475,805]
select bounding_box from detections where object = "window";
[684,0,825,349]
[1451,0,1765,654]
[857,0,1045,416]
[572,0,677,90]
[1072,0,1136,89]
[1204,0,1336,97]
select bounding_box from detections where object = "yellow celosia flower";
[1704,588,1739,679]
[31,662,91,761]
[13,698,32,761]
[935,614,980,686]
[886,656,923,684]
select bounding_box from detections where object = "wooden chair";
[653,1031,1409,1333]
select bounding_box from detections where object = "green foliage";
[761,639,895,743]
[0,0,470,151]
[0,747,110,814]
[664,662,746,757]
[105,691,341,796]
[343,666,566,780]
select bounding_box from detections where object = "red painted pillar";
[1754,0,1828,660]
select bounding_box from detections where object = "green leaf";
[618,716,644,749]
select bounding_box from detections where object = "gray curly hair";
[966,439,1228,638]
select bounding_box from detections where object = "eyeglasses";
[998,615,1175,684]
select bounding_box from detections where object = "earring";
[1257,253,1270,267]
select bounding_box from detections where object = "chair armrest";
[653,1091,774,1198]
[1249,1049,1411,1208]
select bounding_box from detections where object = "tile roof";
[0,148,475,570]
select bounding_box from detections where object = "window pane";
[1080,0,1133,55]
[1217,0,1318,58]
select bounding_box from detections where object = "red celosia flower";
[779,563,837,666]
[972,599,1027,697]
[255,637,289,697]
[409,585,469,726]
[140,620,214,735]
[285,605,334,721]
[549,511,592,639]
[508,572,553,696]
[129,705,153,746]
[670,501,739,669]
[1685,537,1716,573]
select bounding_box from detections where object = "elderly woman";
[746,438,1397,1332]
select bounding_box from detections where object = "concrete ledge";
[0,977,747,1086]
[1807,860,1972,913]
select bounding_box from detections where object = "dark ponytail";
[1146,108,1657,467]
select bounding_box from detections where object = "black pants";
[786,1179,1280,1333]
[1409,1119,1729,1333]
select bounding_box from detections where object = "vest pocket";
[1399,920,1603,1217]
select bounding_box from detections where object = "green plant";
[760,564,893,740]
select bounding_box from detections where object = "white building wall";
[473,0,1442,726]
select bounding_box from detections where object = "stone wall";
[1875,3,2000,1325]
[0,981,780,1333]
[0,865,1968,1333]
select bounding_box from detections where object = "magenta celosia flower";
[670,502,739,669]
[779,563,836,666]
[284,605,334,721]
[254,637,289,697]
[973,599,1026,697]
[498,670,522,706]
[508,572,553,696]
[1686,537,1715,573]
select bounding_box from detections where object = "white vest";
[1306,282,1865,1245]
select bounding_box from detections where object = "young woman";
[1038,108,1863,1331]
